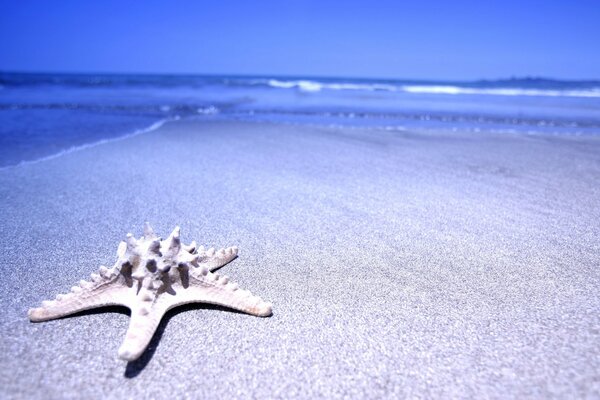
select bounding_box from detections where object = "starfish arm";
[182,268,273,317]
[118,268,272,361]
[117,300,168,361]
[196,245,239,271]
[28,268,130,322]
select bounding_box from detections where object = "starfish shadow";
[33,304,246,378]
[124,303,247,378]
[44,306,131,319]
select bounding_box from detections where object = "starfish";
[28,224,273,361]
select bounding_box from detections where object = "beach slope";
[0,120,599,398]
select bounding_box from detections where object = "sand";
[0,119,599,398]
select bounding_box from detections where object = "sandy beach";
[1,119,599,398]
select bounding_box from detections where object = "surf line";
[0,117,181,171]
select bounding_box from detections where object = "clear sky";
[1,0,599,80]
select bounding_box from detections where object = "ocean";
[1,72,599,168]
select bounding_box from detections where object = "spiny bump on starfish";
[28,224,272,361]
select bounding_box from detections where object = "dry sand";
[0,119,599,398]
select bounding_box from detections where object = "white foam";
[401,85,600,98]
[266,79,600,98]
[197,105,219,115]
[267,79,397,93]
[1,118,173,171]
[328,83,398,91]
[268,79,323,92]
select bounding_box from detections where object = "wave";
[267,79,600,97]
[197,105,219,115]
[267,79,398,92]
[265,79,600,98]
[401,85,600,98]
[3,73,599,98]
[0,117,175,171]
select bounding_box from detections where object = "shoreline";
[0,117,176,171]
[3,114,600,171]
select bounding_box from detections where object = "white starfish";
[28,224,273,361]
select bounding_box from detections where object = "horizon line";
[2,69,600,84]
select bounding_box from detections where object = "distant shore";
[1,119,599,398]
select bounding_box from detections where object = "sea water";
[1,72,599,168]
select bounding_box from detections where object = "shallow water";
[1,72,599,167]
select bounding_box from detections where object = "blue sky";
[0,0,599,80]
